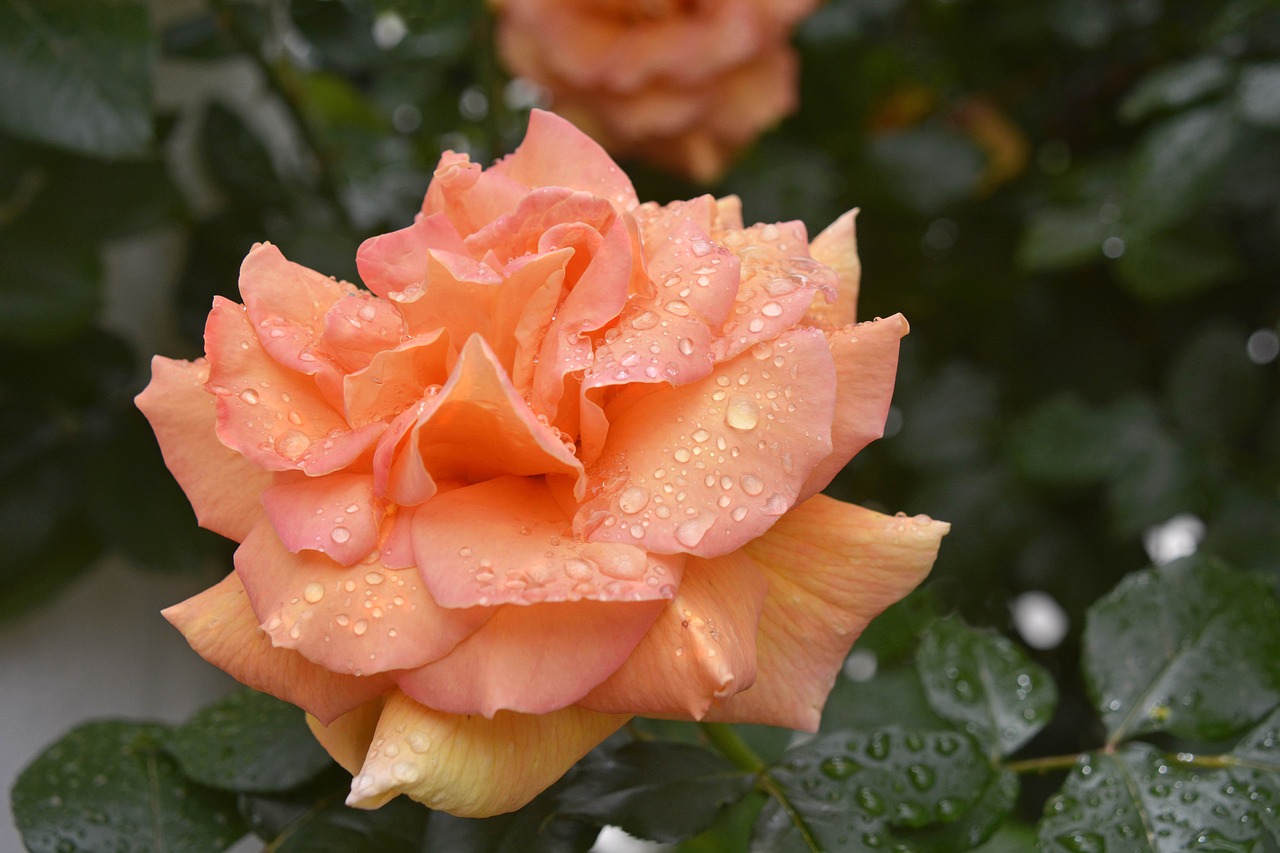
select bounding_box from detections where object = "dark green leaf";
[1038,743,1277,852]
[270,796,427,853]
[425,777,599,853]
[0,0,154,158]
[1113,227,1241,301]
[558,741,754,843]
[1015,206,1108,272]
[754,728,993,851]
[200,102,287,208]
[1119,56,1233,123]
[162,688,334,793]
[0,519,100,622]
[1083,558,1280,743]
[11,721,245,853]
[1123,106,1241,236]
[1010,395,1134,486]
[678,789,767,853]
[822,664,952,735]
[1235,62,1280,129]
[1165,324,1266,445]
[0,231,100,345]
[867,124,986,214]
[898,770,1019,851]
[916,616,1058,757]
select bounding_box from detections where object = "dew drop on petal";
[353,619,368,636]
[239,389,259,405]
[726,396,760,430]
[331,526,351,544]
[303,582,325,603]
[618,486,650,514]
[675,516,710,548]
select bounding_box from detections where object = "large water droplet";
[725,395,760,430]
[331,526,351,544]
[618,487,650,514]
[239,388,259,405]
[303,582,325,603]
[675,516,710,548]
[821,755,860,779]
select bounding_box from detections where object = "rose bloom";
[138,111,947,817]
[494,0,819,182]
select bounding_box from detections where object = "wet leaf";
[0,231,100,346]
[1082,558,1280,743]
[916,616,1058,757]
[1119,56,1233,123]
[867,124,986,214]
[162,688,333,793]
[1016,206,1108,272]
[0,0,153,158]
[11,721,245,853]
[1113,227,1241,301]
[426,776,599,853]
[1038,743,1277,852]
[1235,62,1280,129]
[753,728,992,851]
[899,770,1019,851]
[558,740,755,843]
[268,796,428,853]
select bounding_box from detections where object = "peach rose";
[494,0,819,182]
[138,111,946,817]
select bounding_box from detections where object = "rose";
[494,0,818,182]
[138,110,947,817]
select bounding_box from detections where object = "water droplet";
[619,487,650,514]
[239,389,259,405]
[675,516,710,548]
[331,526,351,543]
[365,571,384,585]
[907,764,935,790]
[564,557,596,580]
[673,447,692,463]
[725,395,760,430]
[274,430,311,460]
[632,310,659,330]
[762,493,789,515]
[821,755,860,779]
[353,619,368,636]
[761,301,784,317]
[666,299,691,317]
[303,582,325,603]
[678,337,695,355]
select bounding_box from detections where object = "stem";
[1000,752,1085,775]
[699,722,765,774]
[207,0,354,232]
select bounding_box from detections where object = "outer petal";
[235,522,489,676]
[135,356,271,541]
[394,597,666,716]
[705,495,947,731]
[490,109,639,211]
[313,689,627,816]
[162,572,392,724]
[355,213,469,302]
[260,472,381,566]
[797,315,908,501]
[411,476,682,608]
[579,549,767,719]
[805,208,861,329]
[576,328,836,558]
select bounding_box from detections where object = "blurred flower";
[493,0,820,182]
[138,110,946,817]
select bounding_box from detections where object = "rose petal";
[423,151,531,238]
[463,186,616,265]
[575,328,836,557]
[705,496,947,730]
[343,329,453,429]
[235,522,489,675]
[490,109,639,212]
[205,295,386,475]
[411,475,683,608]
[135,356,270,541]
[805,208,861,329]
[162,572,392,724]
[579,549,767,719]
[372,335,585,502]
[395,597,665,716]
[320,292,407,373]
[261,472,381,566]
[317,690,627,816]
[356,213,469,304]
[797,315,908,501]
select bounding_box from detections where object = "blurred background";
[2,0,1278,848]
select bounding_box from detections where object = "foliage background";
[2,0,1279,850]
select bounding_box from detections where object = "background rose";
[136,110,946,817]
[494,0,819,182]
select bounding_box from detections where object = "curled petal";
[343,329,453,429]
[706,496,947,731]
[235,522,489,676]
[576,328,836,557]
[261,472,381,566]
[205,296,385,475]
[580,549,767,719]
[805,208,861,329]
[412,475,683,608]
[422,150,530,237]
[356,213,469,303]
[798,315,908,501]
[162,572,392,724]
[135,356,270,541]
[313,690,627,816]
[320,292,407,373]
[395,597,665,716]
[490,109,639,212]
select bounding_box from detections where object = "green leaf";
[425,778,599,853]
[268,796,428,853]
[898,770,1019,851]
[916,616,1058,758]
[558,741,755,843]
[1235,62,1280,129]
[754,728,993,851]
[1119,56,1233,123]
[162,688,334,793]
[1123,106,1241,236]
[822,664,953,735]
[0,231,100,346]
[1082,558,1280,744]
[0,0,154,158]
[867,124,986,214]
[11,721,245,853]
[1010,395,1133,486]
[1165,324,1266,445]
[199,102,287,208]
[1113,227,1241,301]
[1038,743,1277,852]
[678,789,768,853]
[1015,205,1108,272]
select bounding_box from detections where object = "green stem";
[699,722,766,774]
[207,0,354,232]
[1000,752,1085,775]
